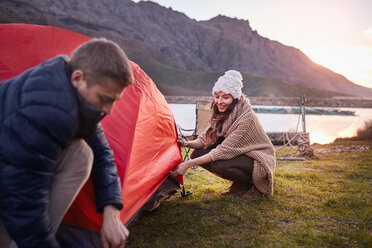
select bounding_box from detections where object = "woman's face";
[214,91,234,113]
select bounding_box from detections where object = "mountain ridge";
[1,0,371,97]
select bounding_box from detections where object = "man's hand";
[101,205,129,248]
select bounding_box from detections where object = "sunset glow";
[303,43,372,89]
[310,127,357,145]
[310,132,335,144]
[134,0,372,89]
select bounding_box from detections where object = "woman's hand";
[178,138,205,150]
[170,153,212,177]
[170,161,190,177]
[177,138,188,147]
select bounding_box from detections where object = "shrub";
[357,119,372,139]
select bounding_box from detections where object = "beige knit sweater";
[198,106,276,196]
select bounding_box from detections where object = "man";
[0,38,133,248]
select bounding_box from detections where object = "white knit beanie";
[212,70,243,99]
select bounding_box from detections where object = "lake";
[169,104,372,144]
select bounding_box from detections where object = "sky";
[132,0,372,89]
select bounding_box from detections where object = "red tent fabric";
[0,24,182,231]
[0,24,90,80]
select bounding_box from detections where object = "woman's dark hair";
[205,98,240,144]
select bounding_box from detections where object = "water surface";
[169,104,372,144]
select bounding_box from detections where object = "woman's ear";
[70,70,85,88]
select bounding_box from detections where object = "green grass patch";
[127,141,372,247]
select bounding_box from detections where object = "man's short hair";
[69,38,134,88]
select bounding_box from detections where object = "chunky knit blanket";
[199,101,276,196]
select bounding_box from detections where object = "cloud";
[363,26,372,38]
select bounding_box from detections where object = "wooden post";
[297,95,318,159]
[300,95,306,133]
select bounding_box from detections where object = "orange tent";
[0,23,182,231]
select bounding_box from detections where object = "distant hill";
[1,0,372,97]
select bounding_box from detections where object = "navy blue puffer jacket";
[0,56,123,248]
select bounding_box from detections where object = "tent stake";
[180,185,192,197]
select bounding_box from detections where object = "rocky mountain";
[1,0,372,97]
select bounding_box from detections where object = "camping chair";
[177,100,213,161]
[177,100,213,197]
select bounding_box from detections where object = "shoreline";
[165,96,372,108]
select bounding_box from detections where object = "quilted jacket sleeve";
[0,104,75,248]
[88,124,123,213]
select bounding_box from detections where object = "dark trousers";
[191,143,254,187]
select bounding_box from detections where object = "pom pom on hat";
[212,70,243,99]
[224,70,243,81]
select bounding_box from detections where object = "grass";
[127,140,372,247]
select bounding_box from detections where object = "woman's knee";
[190,148,209,159]
[211,160,253,185]
[210,161,226,176]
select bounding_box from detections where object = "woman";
[170,70,276,200]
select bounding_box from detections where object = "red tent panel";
[0,24,90,80]
[0,24,182,231]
